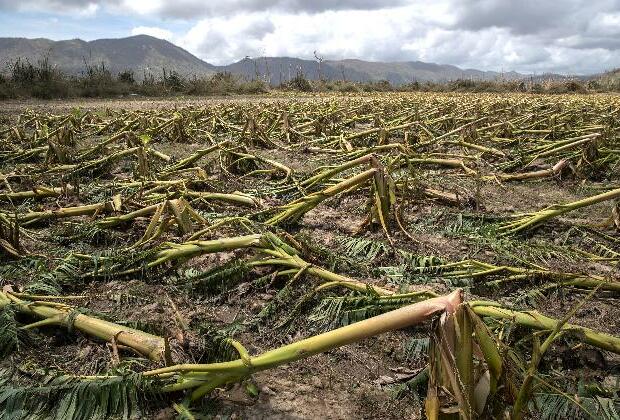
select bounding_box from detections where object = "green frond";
[396,250,443,272]
[0,306,19,358]
[390,366,429,402]
[192,322,244,363]
[87,247,160,279]
[309,292,427,329]
[257,283,297,322]
[403,337,430,361]
[23,274,62,296]
[182,260,251,295]
[374,265,440,288]
[51,221,119,246]
[0,371,158,420]
[531,392,617,420]
[336,235,389,262]
[294,233,363,273]
[173,402,198,420]
[512,286,549,307]
[52,257,85,286]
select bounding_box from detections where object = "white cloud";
[118,0,162,16]
[131,26,174,41]
[3,0,620,74]
[168,3,620,74]
[116,0,406,19]
[178,6,452,65]
[0,0,105,16]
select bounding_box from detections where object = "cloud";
[3,0,620,74]
[179,14,276,64]
[176,4,453,64]
[174,7,554,71]
[451,0,585,35]
[118,0,406,20]
[0,0,112,16]
[169,1,620,74]
[131,26,174,41]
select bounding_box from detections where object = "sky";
[1,0,620,74]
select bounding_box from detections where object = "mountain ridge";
[0,35,216,78]
[0,35,571,84]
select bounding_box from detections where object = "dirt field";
[0,94,319,117]
[1,93,619,419]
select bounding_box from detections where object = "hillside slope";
[0,35,531,84]
[0,35,216,78]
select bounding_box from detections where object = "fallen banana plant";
[44,146,153,177]
[147,234,264,268]
[74,234,267,277]
[498,187,620,234]
[297,152,376,191]
[525,133,601,165]
[266,156,394,234]
[250,233,396,295]
[485,159,571,183]
[0,185,74,202]
[469,301,620,354]
[0,213,22,257]
[433,259,620,292]
[0,290,167,361]
[265,168,377,225]
[76,232,397,297]
[131,198,208,247]
[425,303,504,419]
[16,195,122,226]
[120,290,463,402]
[97,191,254,230]
[160,141,227,175]
[220,148,293,181]
[511,287,599,419]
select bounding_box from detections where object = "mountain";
[328,59,524,84]
[216,57,524,85]
[0,34,533,84]
[217,57,368,85]
[591,68,620,83]
[0,35,216,78]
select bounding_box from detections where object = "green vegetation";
[2,56,619,99]
[0,57,268,99]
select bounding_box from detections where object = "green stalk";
[184,191,257,207]
[142,290,463,399]
[446,139,506,157]
[469,302,620,354]
[442,259,620,292]
[148,234,264,267]
[485,159,568,182]
[0,291,166,361]
[18,201,115,225]
[512,287,600,419]
[97,203,161,227]
[528,133,600,161]
[162,142,226,174]
[499,187,620,234]
[266,168,376,225]
[419,116,488,143]
[54,147,141,175]
[300,153,373,190]
[0,186,66,201]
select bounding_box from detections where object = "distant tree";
[117,70,135,84]
[314,50,324,81]
[289,70,312,92]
